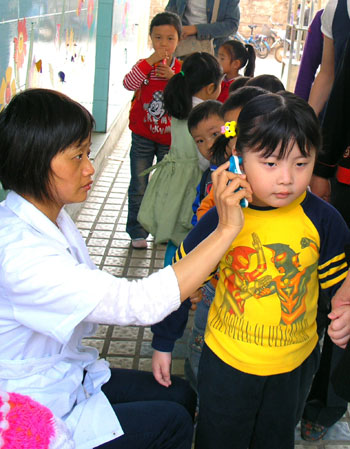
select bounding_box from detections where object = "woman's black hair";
[210,86,268,165]
[236,91,321,159]
[0,88,95,201]
[149,11,182,39]
[246,74,285,93]
[187,100,222,133]
[164,52,223,120]
[220,40,256,77]
[228,76,250,93]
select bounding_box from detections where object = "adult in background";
[301,0,350,442]
[165,0,240,55]
[294,9,324,102]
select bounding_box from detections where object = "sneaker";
[301,418,329,441]
[131,238,147,249]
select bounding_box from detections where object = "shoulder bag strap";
[211,0,220,23]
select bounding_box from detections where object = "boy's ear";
[206,83,216,95]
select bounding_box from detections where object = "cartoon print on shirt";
[144,90,165,121]
[211,233,271,331]
[210,233,319,346]
[262,238,319,325]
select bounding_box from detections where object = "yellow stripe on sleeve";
[318,262,348,279]
[318,253,346,271]
[320,270,348,289]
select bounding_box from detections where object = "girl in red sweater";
[123,12,182,249]
[217,40,256,103]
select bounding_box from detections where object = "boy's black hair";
[187,100,222,133]
[210,86,268,166]
[222,86,268,117]
[164,52,223,120]
[149,11,182,39]
[0,88,95,201]
[236,91,321,158]
[220,40,256,77]
[228,76,250,93]
[246,74,285,93]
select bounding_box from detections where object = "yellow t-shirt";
[205,192,348,375]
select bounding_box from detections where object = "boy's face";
[150,25,179,58]
[241,142,316,208]
[190,114,224,161]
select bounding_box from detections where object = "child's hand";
[146,49,170,67]
[152,350,172,387]
[212,161,252,233]
[155,63,175,80]
[189,288,203,311]
[328,305,350,348]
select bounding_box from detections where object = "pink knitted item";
[0,391,74,449]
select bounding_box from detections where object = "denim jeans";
[195,343,320,449]
[126,133,169,239]
[97,368,196,449]
[185,282,215,393]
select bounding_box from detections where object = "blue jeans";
[195,343,320,449]
[97,368,196,449]
[185,282,215,393]
[126,133,169,239]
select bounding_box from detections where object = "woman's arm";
[87,164,251,325]
[172,164,251,300]
[308,36,335,115]
[196,0,240,39]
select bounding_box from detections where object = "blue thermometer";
[229,155,248,208]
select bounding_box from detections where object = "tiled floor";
[79,127,350,448]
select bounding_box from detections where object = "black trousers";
[96,368,196,449]
[195,343,320,449]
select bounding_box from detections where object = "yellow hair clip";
[221,121,237,138]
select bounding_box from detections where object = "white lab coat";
[0,192,181,449]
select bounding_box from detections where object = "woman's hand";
[181,25,197,39]
[328,273,350,348]
[172,161,252,302]
[328,305,350,348]
[213,161,252,234]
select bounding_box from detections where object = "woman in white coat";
[0,89,251,449]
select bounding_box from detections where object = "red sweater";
[123,58,181,145]
[217,77,235,103]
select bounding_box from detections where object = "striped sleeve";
[302,192,350,298]
[315,205,350,297]
[123,59,153,91]
[318,252,349,292]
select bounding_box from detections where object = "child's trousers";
[126,133,169,240]
[185,282,216,392]
[195,343,320,449]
